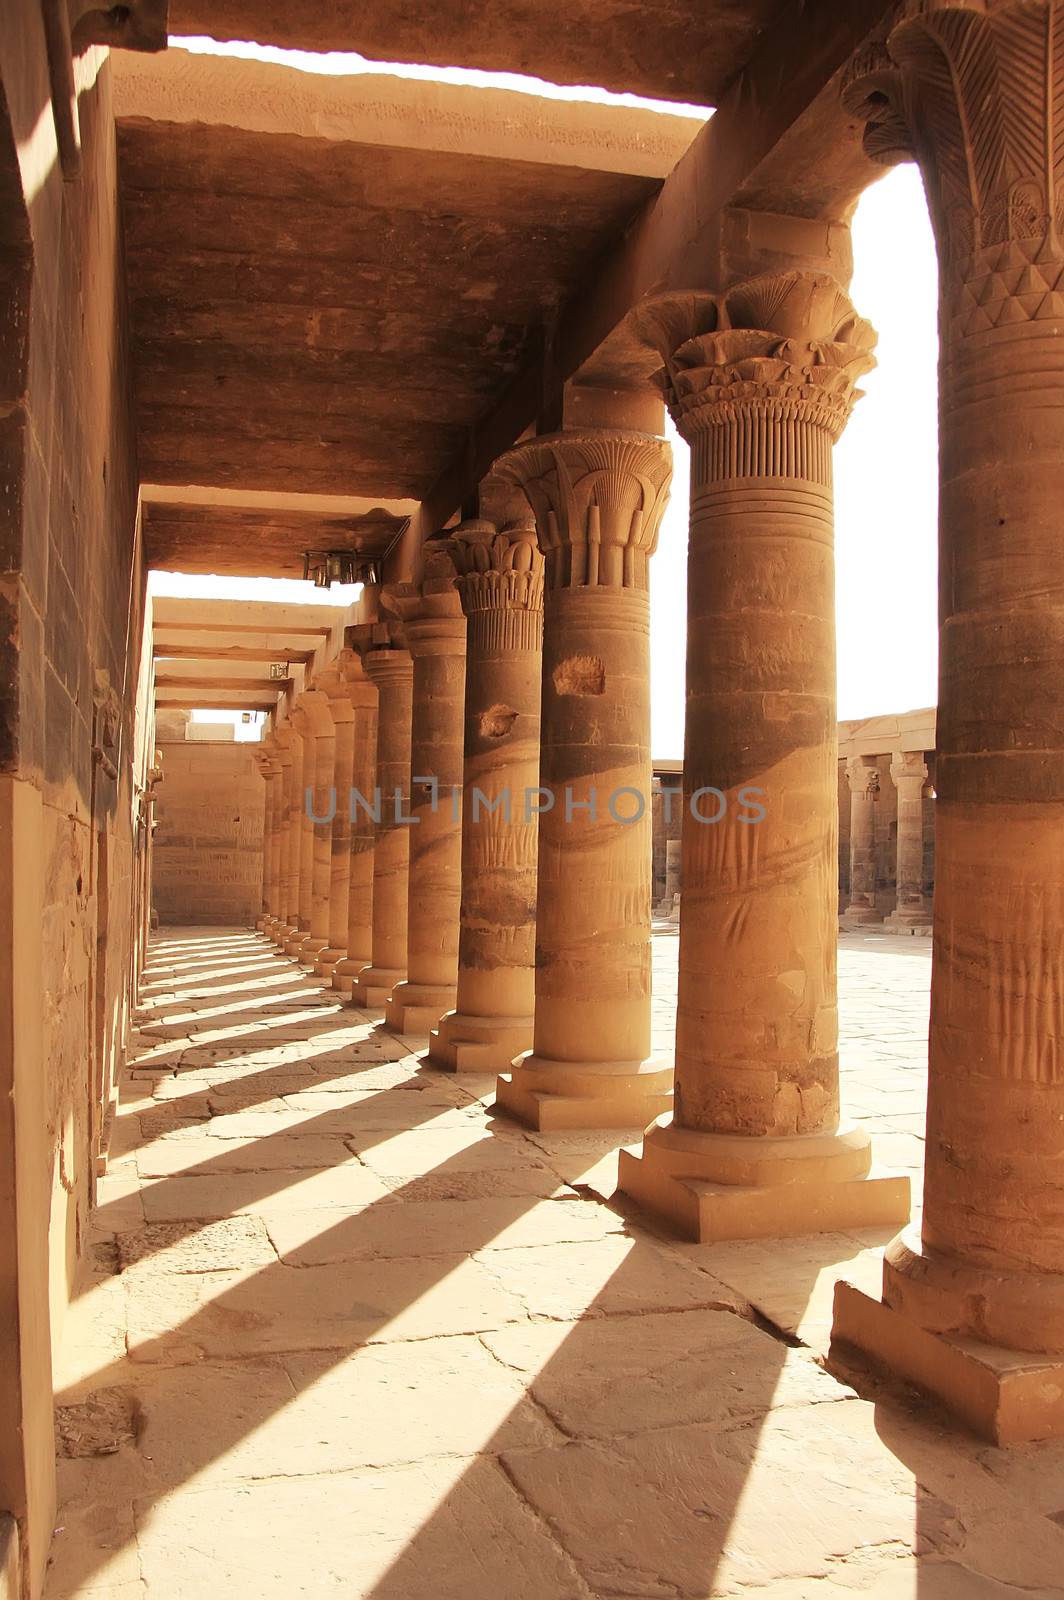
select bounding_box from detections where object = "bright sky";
[155,43,941,761]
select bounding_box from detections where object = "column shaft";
[429,524,544,1072]
[384,604,467,1035]
[333,657,378,994]
[842,757,882,926]
[884,752,931,932]
[351,647,414,1008]
[312,669,356,976]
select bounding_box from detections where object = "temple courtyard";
[44,928,1063,1599]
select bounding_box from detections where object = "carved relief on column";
[618,273,908,1239]
[494,430,674,1131]
[381,539,468,1034]
[428,519,545,1072]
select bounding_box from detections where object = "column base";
[312,947,346,977]
[617,1116,911,1243]
[383,980,456,1036]
[297,937,329,962]
[283,931,313,956]
[349,966,406,1010]
[831,1280,1064,1445]
[839,904,883,930]
[883,908,933,936]
[495,1053,673,1131]
[331,953,371,997]
[427,1010,534,1073]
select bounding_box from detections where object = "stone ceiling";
[116,49,701,576]
[164,0,787,107]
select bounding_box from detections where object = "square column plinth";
[831,1280,1064,1446]
[618,1117,910,1243]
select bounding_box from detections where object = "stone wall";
[153,741,265,924]
[0,26,146,1590]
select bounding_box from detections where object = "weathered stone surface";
[483,1309,845,1440]
[139,1163,394,1222]
[475,1237,742,1323]
[125,1255,529,1362]
[132,1456,590,1599]
[134,1134,353,1178]
[115,1217,276,1275]
[264,1196,625,1266]
[55,1390,140,1459]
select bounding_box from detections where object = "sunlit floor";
[47,928,1064,1598]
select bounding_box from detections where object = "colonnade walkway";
[44,930,1064,1598]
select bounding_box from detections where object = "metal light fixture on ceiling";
[302,551,381,589]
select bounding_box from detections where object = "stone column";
[884,751,931,933]
[284,702,316,955]
[296,689,336,960]
[841,757,882,927]
[351,644,414,1008]
[267,741,286,934]
[332,647,379,996]
[619,270,909,1239]
[274,723,303,947]
[834,4,1064,1441]
[311,666,356,977]
[429,521,544,1072]
[493,429,673,1130]
[253,745,281,931]
[384,544,467,1035]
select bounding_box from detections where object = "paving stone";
[132,1456,591,1599]
[263,1196,626,1265]
[349,1125,553,1179]
[483,1308,846,1439]
[116,1217,277,1275]
[135,1134,352,1178]
[125,1253,529,1361]
[139,1163,394,1221]
[475,1236,743,1322]
[379,1166,574,1202]
[502,1399,926,1596]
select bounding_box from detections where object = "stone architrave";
[884,750,931,932]
[493,428,673,1130]
[383,540,468,1035]
[429,519,545,1072]
[618,269,910,1239]
[350,642,414,1009]
[834,1,1064,1443]
[311,665,357,978]
[841,756,883,927]
[332,647,379,996]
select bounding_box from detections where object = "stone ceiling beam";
[421,0,895,528]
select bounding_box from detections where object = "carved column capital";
[640,273,875,460]
[363,646,413,687]
[451,518,545,617]
[890,750,930,791]
[843,2,1064,338]
[495,429,672,592]
[846,756,881,797]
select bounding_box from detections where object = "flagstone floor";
[45,927,1064,1598]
